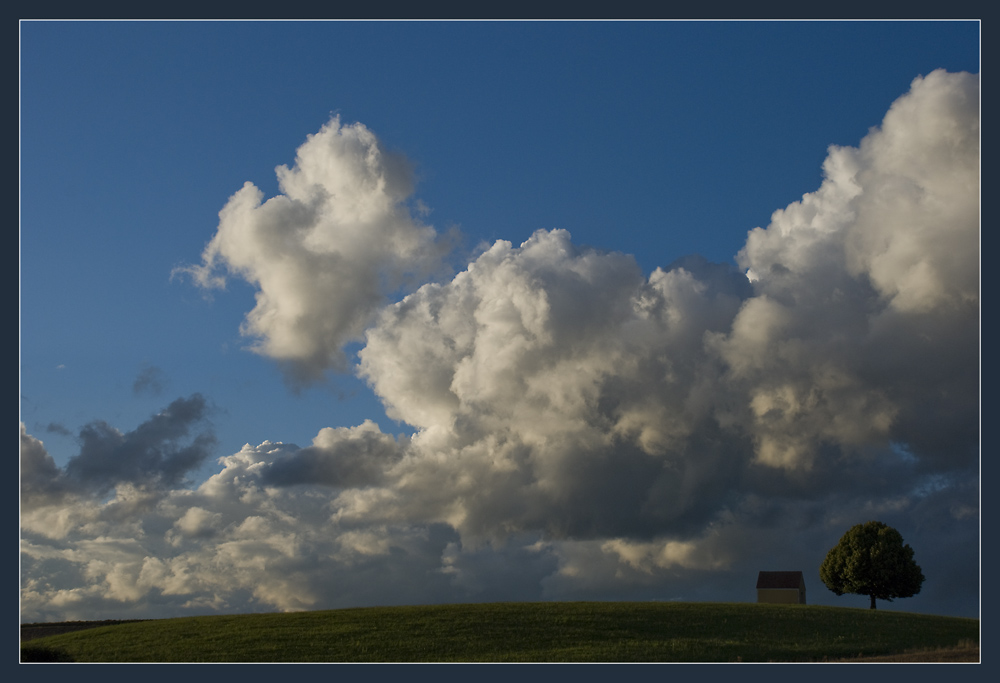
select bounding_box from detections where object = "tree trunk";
[870,594,877,610]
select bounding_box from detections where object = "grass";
[19,601,980,663]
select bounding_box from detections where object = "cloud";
[355,228,753,543]
[133,365,167,397]
[21,395,217,509]
[43,423,72,437]
[65,395,216,494]
[259,420,406,488]
[22,70,979,622]
[721,69,979,471]
[176,117,455,385]
[20,425,71,511]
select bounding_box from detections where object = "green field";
[20,601,979,663]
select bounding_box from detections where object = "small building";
[756,571,806,604]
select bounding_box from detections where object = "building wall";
[757,588,805,604]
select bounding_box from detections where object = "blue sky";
[20,20,979,623]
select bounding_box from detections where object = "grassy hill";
[20,601,979,663]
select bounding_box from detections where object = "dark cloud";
[20,425,70,510]
[44,422,72,436]
[63,394,217,492]
[260,421,405,488]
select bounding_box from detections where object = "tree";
[819,521,924,610]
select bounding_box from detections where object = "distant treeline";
[21,619,151,642]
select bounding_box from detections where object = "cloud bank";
[22,70,979,622]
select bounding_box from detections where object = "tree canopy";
[819,520,924,610]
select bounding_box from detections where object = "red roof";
[756,571,805,589]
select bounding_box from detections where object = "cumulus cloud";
[356,229,752,543]
[259,420,405,489]
[176,117,454,384]
[22,71,979,623]
[723,69,979,471]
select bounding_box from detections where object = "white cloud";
[720,68,979,470]
[740,70,979,317]
[178,117,454,383]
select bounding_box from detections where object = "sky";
[19,20,980,623]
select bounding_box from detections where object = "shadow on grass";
[20,646,76,663]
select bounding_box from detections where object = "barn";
[756,571,806,604]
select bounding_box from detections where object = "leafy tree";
[819,520,924,610]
